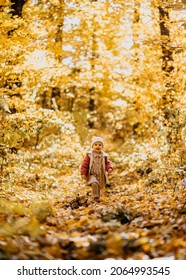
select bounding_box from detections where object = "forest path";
[0,130,186,259]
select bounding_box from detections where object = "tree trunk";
[132,0,140,54]
[88,87,95,128]
[50,0,65,62]
[88,14,97,128]
[55,0,64,45]
[158,3,180,150]
[11,0,26,17]
[158,6,174,73]
[158,1,183,182]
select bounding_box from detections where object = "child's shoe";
[93,197,100,203]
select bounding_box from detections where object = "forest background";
[0,0,186,260]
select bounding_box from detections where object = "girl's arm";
[80,154,90,176]
[105,157,113,172]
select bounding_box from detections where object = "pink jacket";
[80,150,113,182]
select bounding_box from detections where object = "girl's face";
[92,141,103,153]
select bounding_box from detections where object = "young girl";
[81,136,113,201]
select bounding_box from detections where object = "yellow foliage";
[30,200,54,222]
[106,233,124,255]
[0,0,185,261]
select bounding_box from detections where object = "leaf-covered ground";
[0,130,186,260]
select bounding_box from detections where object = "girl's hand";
[107,168,113,174]
[81,175,86,180]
